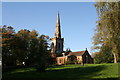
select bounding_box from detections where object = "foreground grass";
[2,63,119,80]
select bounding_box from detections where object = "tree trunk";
[113,53,117,63]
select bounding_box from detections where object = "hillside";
[2,63,119,80]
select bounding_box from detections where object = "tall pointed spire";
[51,12,64,55]
[55,11,61,38]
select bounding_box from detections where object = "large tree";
[93,45,114,64]
[1,25,50,72]
[33,35,50,72]
[1,25,16,66]
[93,2,120,63]
[13,29,31,66]
[25,30,39,66]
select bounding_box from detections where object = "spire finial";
[57,11,60,22]
[58,11,59,14]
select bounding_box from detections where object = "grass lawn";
[2,63,119,80]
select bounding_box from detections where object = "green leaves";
[93,2,120,63]
[2,25,50,70]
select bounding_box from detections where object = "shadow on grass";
[92,78,119,80]
[2,65,119,80]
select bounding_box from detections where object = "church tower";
[51,12,64,55]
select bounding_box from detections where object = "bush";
[94,52,114,64]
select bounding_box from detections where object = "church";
[51,12,93,65]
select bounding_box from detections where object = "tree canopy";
[1,25,50,72]
[93,2,120,63]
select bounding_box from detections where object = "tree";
[14,29,50,69]
[1,25,16,66]
[93,45,114,64]
[25,30,39,66]
[13,29,31,66]
[66,48,72,52]
[33,35,50,72]
[93,2,120,63]
[1,25,50,72]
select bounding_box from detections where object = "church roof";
[68,51,86,56]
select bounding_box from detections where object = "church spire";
[55,11,61,38]
[51,12,64,55]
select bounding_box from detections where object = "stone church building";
[51,12,93,65]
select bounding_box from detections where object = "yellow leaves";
[2,38,11,41]
[0,32,14,35]
[93,2,120,57]
[30,30,38,38]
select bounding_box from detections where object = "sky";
[2,2,98,53]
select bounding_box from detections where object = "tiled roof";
[68,51,86,56]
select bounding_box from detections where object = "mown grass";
[2,63,119,80]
